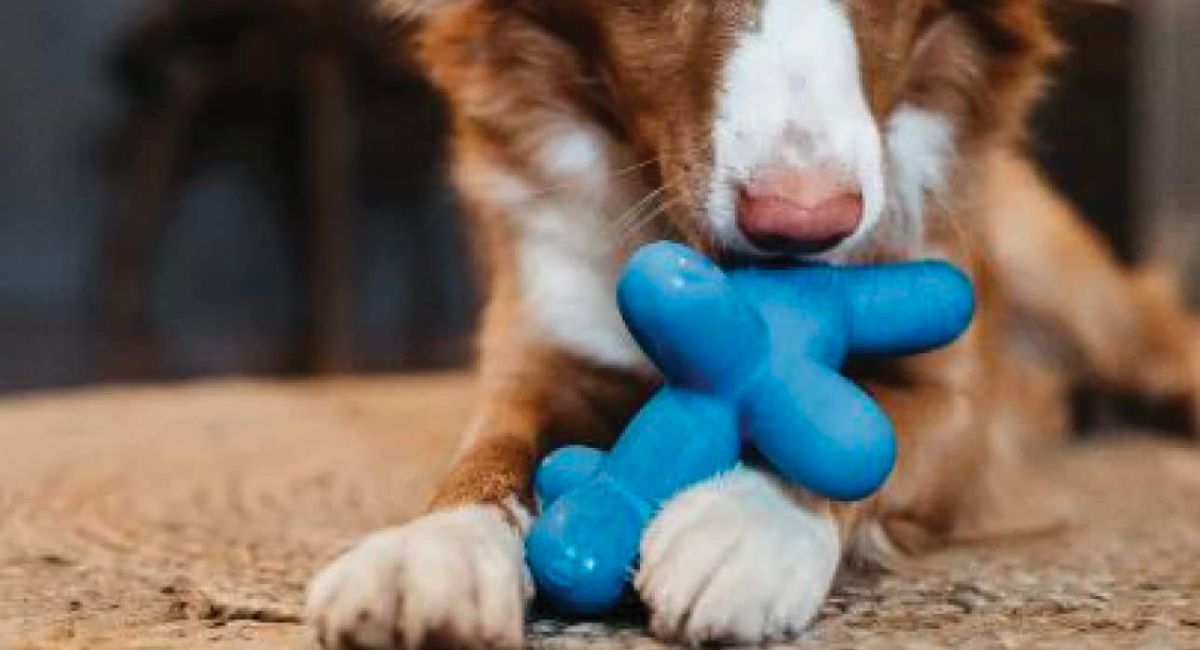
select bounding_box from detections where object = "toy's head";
[614,241,975,501]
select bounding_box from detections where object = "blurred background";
[0,0,1195,394]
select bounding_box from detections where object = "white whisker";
[610,184,671,236]
[519,158,658,203]
[617,195,686,248]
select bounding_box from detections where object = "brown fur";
[389,0,1196,637]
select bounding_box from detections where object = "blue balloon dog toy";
[525,241,975,615]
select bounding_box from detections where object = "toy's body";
[525,242,976,614]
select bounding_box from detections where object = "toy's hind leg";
[980,149,1200,430]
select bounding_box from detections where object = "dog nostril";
[735,170,863,255]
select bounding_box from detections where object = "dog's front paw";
[635,468,841,645]
[305,504,533,650]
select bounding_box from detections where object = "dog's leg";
[632,365,1018,644]
[305,392,540,650]
[636,467,843,645]
[305,359,648,650]
[981,149,1199,426]
[855,307,1072,555]
[867,370,1062,553]
[307,340,651,650]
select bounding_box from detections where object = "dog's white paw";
[635,467,841,645]
[305,503,533,650]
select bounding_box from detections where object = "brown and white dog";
[306,0,1200,648]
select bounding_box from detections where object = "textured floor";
[1,375,1198,649]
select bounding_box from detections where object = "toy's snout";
[528,391,742,616]
[526,474,650,614]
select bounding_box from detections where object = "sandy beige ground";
[0,374,1198,649]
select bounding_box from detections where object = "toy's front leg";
[527,388,740,613]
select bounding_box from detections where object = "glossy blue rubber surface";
[527,241,975,614]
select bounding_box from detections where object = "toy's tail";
[839,261,976,355]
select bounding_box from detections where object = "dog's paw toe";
[635,468,841,645]
[306,505,532,650]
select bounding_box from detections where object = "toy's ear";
[618,243,768,393]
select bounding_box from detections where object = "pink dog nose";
[736,169,863,254]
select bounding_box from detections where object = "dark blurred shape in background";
[0,0,1195,393]
[99,0,469,380]
[2,0,472,392]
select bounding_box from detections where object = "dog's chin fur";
[306,1,1200,649]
